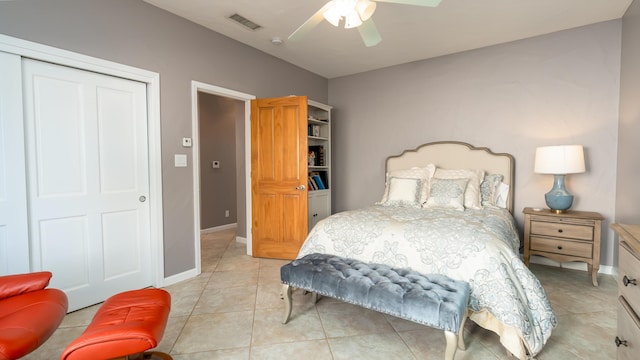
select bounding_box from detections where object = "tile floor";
[25,227,618,359]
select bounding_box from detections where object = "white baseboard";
[529,255,616,276]
[236,236,247,244]
[200,223,237,233]
[162,268,199,287]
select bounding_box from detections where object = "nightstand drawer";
[530,221,593,241]
[530,236,592,258]
[619,242,640,315]
[617,296,640,360]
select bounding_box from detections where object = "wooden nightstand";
[523,207,603,286]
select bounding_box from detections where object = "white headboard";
[386,141,515,213]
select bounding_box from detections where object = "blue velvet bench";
[280,253,470,360]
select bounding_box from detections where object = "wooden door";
[251,96,308,259]
[22,59,152,311]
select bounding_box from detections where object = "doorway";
[190,82,255,273]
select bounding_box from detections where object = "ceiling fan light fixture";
[355,0,376,21]
[344,10,363,28]
[322,2,342,27]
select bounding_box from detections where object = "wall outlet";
[182,137,192,147]
[225,210,230,217]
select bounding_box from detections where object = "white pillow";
[382,177,424,208]
[379,164,436,204]
[424,178,469,211]
[433,168,485,209]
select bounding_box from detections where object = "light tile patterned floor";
[25,227,618,359]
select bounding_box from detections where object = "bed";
[297,141,557,359]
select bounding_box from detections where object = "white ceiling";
[143,0,633,79]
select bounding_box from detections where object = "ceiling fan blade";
[374,0,442,6]
[288,1,334,42]
[358,19,382,47]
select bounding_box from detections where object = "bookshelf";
[307,100,331,231]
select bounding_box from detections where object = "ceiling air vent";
[228,13,262,31]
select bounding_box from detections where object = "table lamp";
[534,145,585,213]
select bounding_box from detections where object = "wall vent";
[228,13,262,31]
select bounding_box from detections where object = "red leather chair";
[0,271,68,360]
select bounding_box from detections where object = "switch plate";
[182,137,192,147]
[174,154,187,167]
[212,160,220,168]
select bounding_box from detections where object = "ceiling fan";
[288,0,442,47]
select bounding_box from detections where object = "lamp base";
[544,174,574,213]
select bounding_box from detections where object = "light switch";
[212,160,220,168]
[182,137,192,147]
[175,154,187,167]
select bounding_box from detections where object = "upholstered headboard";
[385,141,515,213]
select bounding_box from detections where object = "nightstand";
[523,207,603,286]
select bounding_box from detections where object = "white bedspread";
[298,205,557,358]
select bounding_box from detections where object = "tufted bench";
[61,288,172,360]
[280,253,470,360]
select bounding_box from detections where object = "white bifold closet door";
[0,52,29,275]
[21,59,152,311]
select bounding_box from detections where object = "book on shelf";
[312,174,325,190]
[308,176,318,190]
[307,124,321,137]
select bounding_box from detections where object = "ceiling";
[143,0,633,79]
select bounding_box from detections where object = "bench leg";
[458,310,468,351]
[444,309,468,359]
[444,331,458,360]
[282,284,292,324]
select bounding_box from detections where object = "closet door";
[22,59,152,311]
[0,52,30,274]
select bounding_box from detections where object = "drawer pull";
[623,275,637,286]
[557,229,563,233]
[615,336,628,347]
[557,245,563,250]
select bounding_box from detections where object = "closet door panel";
[23,59,151,311]
[0,51,29,274]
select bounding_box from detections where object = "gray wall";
[198,93,240,229]
[618,1,640,224]
[329,21,622,268]
[0,0,328,277]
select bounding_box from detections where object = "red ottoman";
[61,288,171,360]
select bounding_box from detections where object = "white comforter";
[298,205,556,358]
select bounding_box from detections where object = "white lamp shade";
[534,145,586,174]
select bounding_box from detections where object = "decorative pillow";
[378,164,436,204]
[433,168,485,209]
[382,177,424,208]
[495,182,510,209]
[480,174,504,207]
[424,178,469,211]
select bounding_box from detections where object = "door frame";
[190,81,255,272]
[0,34,166,286]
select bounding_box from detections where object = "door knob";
[139,196,147,202]
[295,185,306,190]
